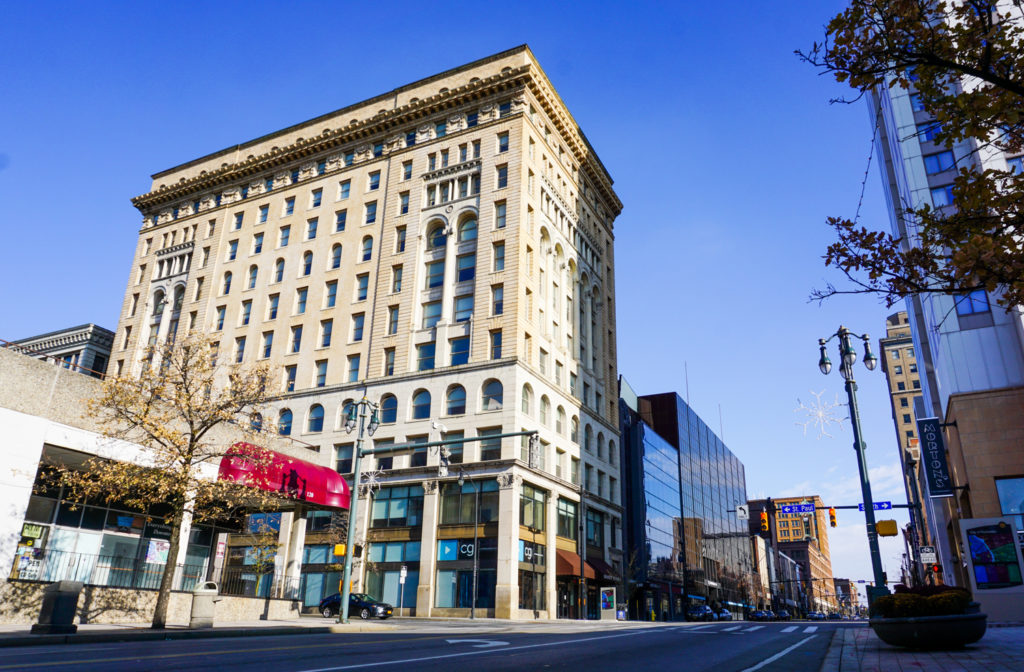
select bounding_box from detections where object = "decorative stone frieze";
[497,473,521,490]
[422,480,438,495]
[221,187,241,204]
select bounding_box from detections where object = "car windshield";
[349,593,373,601]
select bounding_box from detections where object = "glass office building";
[620,384,755,620]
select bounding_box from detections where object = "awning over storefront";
[218,442,350,509]
[556,549,596,579]
[586,556,619,582]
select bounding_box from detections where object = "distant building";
[833,578,858,617]
[7,324,113,378]
[620,380,756,620]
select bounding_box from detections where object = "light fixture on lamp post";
[818,325,889,604]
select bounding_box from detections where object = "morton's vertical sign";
[916,417,954,498]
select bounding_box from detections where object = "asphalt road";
[0,622,860,672]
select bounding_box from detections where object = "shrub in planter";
[870,584,985,649]
[871,588,971,618]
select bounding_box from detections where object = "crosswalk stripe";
[781,626,797,633]
[723,626,742,631]
[743,625,765,632]
[803,626,818,633]
[691,624,714,630]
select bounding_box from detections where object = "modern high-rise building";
[870,24,1024,600]
[113,46,623,619]
[878,311,932,584]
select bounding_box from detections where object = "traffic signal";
[829,507,837,528]
[760,509,769,533]
[931,564,942,574]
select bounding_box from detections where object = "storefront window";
[440,480,498,524]
[996,477,1024,530]
[520,484,546,531]
[518,569,546,610]
[557,498,578,540]
[370,486,424,528]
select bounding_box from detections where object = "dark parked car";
[807,611,827,621]
[687,605,716,622]
[775,609,791,621]
[318,592,393,619]
[748,610,768,621]
[717,609,733,621]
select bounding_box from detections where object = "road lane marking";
[738,635,816,672]
[723,626,742,631]
[445,639,508,648]
[781,626,797,633]
[803,626,818,633]
[690,624,715,630]
[742,625,764,632]
[298,629,656,672]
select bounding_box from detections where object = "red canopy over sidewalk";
[218,442,350,509]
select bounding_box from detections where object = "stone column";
[416,480,440,616]
[495,472,521,619]
[283,507,307,599]
[545,489,558,619]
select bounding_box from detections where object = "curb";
[0,623,397,648]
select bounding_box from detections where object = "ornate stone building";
[113,45,623,619]
[7,323,113,377]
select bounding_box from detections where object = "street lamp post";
[817,325,889,603]
[338,398,380,624]
[457,470,480,619]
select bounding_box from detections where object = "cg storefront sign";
[916,417,954,498]
[437,539,476,561]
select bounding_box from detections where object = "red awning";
[218,442,350,510]
[556,549,596,579]
[587,556,619,582]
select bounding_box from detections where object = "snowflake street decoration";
[795,390,847,439]
[360,468,385,494]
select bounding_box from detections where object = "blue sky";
[0,1,911,600]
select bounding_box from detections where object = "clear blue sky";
[0,1,909,600]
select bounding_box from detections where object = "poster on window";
[146,539,170,564]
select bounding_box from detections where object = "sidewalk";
[822,624,1024,671]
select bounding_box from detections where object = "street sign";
[736,505,750,520]
[919,546,937,564]
[858,501,892,511]
[399,565,407,584]
[917,418,954,497]
[780,504,815,514]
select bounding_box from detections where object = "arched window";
[331,244,342,269]
[302,251,313,276]
[521,384,533,415]
[412,390,431,420]
[222,272,232,295]
[428,224,447,249]
[482,380,503,411]
[308,404,324,432]
[248,265,258,289]
[446,385,466,415]
[608,440,617,465]
[274,259,285,283]
[597,432,605,460]
[152,290,165,315]
[458,217,477,242]
[278,409,293,436]
[361,236,373,262]
[540,396,550,425]
[556,407,566,435]
[571,417,579,444]
[380,395,398,424]
[250,412,262,432]
[584,425,593,452]
[340,399,356,427]
[172,285,184,311]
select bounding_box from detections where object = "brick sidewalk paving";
[824,624,1024,671]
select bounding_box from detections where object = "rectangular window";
[325,281,337,308]
[344,152,354,166]
[279,225,290,247]
[427,260,445,288]
[493,242,505,270]
[392,265,403,293]
[585,509,604,547]
[284,197,295,216]
[479,428,501,460]
[539,348,548,375]
[520,484,546,531]
[241,300,252,325]
[490,330,502,360]
[456,253,476,282]
[900,397,909,408]
[417,342,435,370]
[1008,156,1024,174]
[387,306,399,334]
[402,161,412,181]
[492,285,504,315]
[356,273,369,301]
[373,143,383,158]
[454,295,474,323]
[296,287,308,314]
[291,326,302,353]
[227,240,238,261]
[215,306,226,330]
[495,201,506,229]
[321,319,333,347]
[459,144,468,163]
[557,499,578,540]
[441,149,449,168]
[311,188,322,208]
[351,313,365,342]
[259,205,269,223]
[261,332,273,358]
[499,102,511,117]
[383,348,395,377]
[368,171,380,191]
[397,192,410,216]
[917,122,942,142]
[467,112,478,128]
[450,336,469,366]
[496,164,508,188]
[956,289,990,315]
[284,365,296,392]
[931,185,955,207]
[335,210,347,232]
[370,485,424,528]
[923,151,955,174]
[267,294,279,319]
[234,212,244,230]
[423,301,442,328]
[306,218,318,240]
[395,226,406,253]
[315,360,327,387]
[498,132,509,153]
[336,444,354,474]
[435,122,446,138]
[428,153,436,171]
[909,93,926,111]
[339,180,351,200]
[347,354,360,382]
[252,233,264,254]
[365,202,377,224]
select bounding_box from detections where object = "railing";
[218,566,300,600]
[9,549,206,591]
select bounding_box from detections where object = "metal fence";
[218,566,300,600]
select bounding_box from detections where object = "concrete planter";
[869,612,987,649]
